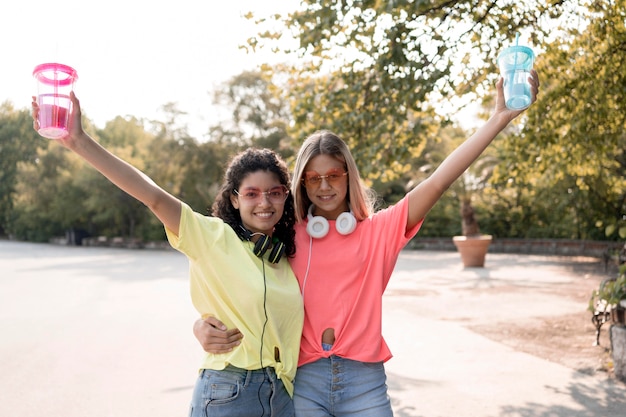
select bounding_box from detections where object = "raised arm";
[32,93,182,235]
[406,70,540,229]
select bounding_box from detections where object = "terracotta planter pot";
[452,235,493,267]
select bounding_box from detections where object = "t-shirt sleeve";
[165,202,226,261]
[373,195,423,254]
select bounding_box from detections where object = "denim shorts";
[189,365,294,417]
[293,356,393,417]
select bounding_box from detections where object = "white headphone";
[306,204,357,238]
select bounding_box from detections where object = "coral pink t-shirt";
[290,196,422,367]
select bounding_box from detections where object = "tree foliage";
[246,0,568,181]
[246,0,624,240]
[494,0,626,239]
[3,71,295,242]
[0,103,46,236]
[2,1,625,243]
[208,69,296,161]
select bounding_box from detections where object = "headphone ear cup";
[336,211,357,235]
[307,204,329,238]
[267,239,285,264]
[236,225,252,241]
[307,215,330,239]
[253,234,272,257]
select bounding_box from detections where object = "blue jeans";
[293,356,393,417]
[189,365,294,417]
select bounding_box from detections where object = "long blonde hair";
[292,130,376,223]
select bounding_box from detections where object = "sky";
[2,1,298,139]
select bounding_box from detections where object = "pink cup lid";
[33,63,78,86]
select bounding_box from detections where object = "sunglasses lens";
[303,169,347,187]
[236,186,288,203]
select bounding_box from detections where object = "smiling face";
[230,170,287,236]
[303,154,349,220]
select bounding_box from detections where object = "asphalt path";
[1,240,625,417]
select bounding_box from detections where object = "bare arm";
[32,93,182,234]
[406,70,540,229]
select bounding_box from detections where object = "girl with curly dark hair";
[32,93,303,417]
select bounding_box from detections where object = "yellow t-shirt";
[165,203,304,396]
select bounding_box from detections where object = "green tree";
[11,142,91,241]
[148,102,239,218]
[246,0,565,181]
[12,115,162,242]
[495,0,626,240]
[246,0,624,242]
[208,69,295,160]
[0,103,46,236]
[9,99,243,243]
[8,110,112,242]
[85,116,158,239]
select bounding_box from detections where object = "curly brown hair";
[211,148,296,257]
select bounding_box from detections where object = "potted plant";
[452,197,493,267]
[589,264,626,382]
[451,159,496,267]
[589,264,626,325]
[405,126,495,267]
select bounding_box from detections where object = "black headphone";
[236,225,285,264]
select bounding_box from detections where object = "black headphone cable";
[257,257,269,416]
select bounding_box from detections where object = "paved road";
[1,241,625,417]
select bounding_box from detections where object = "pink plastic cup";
[33,63,78,139]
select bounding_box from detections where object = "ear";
[231,193,240,209]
